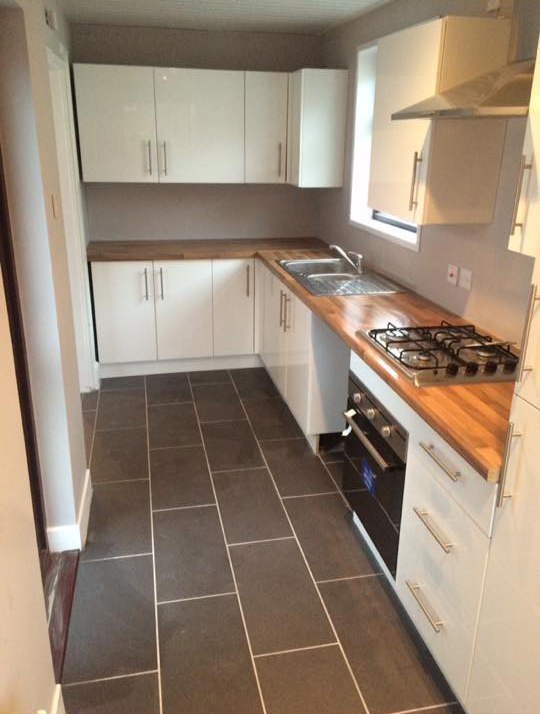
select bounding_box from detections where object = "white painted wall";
[0,0,90,550]
[319,0,535,344]
[0,269,64,714]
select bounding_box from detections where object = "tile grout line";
[253,642,339,659]
[93,477,150,486]
[153,503,216,513]
[315,573,381,585]
[80,552,153,565]
[386,703,460,714]
[281,490,339,500]
[211,465,267,475]
[188,372,269,714]
[157,591,237,606]
[230,374,372,714]
[63,669,159,688]
[228,536,295,547]
[145,375,164,714]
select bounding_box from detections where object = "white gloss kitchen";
[1,2,540,714]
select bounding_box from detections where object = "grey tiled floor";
[68,368,462,714]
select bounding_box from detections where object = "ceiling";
[58,0,395,35]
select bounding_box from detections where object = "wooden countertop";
[87,238,512,481]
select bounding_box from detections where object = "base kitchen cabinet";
[260,263,349,437]
[213,259,255,356]
[154,260,213,360]
[91,261,158,363]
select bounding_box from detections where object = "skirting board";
[99,354,261,378]
[47,469,93,552]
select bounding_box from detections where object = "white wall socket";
[459,268,473,291]
[447,264,459,286]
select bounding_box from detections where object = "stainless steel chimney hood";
[392,60,535,120]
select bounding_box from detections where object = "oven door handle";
[343,409,390,471]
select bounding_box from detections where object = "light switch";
[459,268,473,291]
[447,264,459,286]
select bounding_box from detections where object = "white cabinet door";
[261,266,286,396]
[515,281,540,410]
[368,20,442,223]
[245,72,288,183]
[74,64,158,183]
[154,261,213,360]
[213,259,255,356]
[91,261,157,363]
[287,69,348,188]
[467,395,540,714]
[154,68,244,183]
[283,291,310,431]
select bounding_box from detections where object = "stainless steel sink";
[279,259,404,297]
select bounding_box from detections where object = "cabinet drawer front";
[397,455,489,700]
[411,419,497,536]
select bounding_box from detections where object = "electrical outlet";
[44,7,58,30]
[447,264,459,286]
[459,268,473,291]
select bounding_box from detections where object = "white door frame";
[48,46,98,391]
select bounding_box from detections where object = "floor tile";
[146,372,192,405]
[151,445,214,510]
[319,577,454,714]
[201,420,263,471]
[82,481,151,561]
[63,556,156,683]
[193,383,244,422]
[81,390,98,410]
[91,427,148,484]
[284,494,377,581]
[261,439,337,497]
[325,461,346,486]
[256,645,366,714]
[154,506,233,602]
[230,367,279,399]
[96,390,146,431]
[189,369,231,385]
[243,398,302,440]
[148,402,200,450]
[63,673,159,714]
[159,595,262,714]
[101,376,144,391]
[213,468,291,544]
[230,539,334,655]
[83,410,96,465]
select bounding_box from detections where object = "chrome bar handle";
[283,295,291,333]
[413,507,453,554]
[147,140,152,176]
[159,267,164,300]
[162,141,168,177]
[496,421,522,508]
[343,409,390,471]
[517,283,539,381]
[143,268,149,301]
[279,290,285,327]
[408,151,422,211]
[278,143,283,177]
[419,442,460,483]
[406,581,443,633]
[510,155,532,235]
[246,264,250,297]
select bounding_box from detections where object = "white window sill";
[349,216,421,253]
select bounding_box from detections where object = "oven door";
[342,401,405,576]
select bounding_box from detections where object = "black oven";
[342,372,408,576]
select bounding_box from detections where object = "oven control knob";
[366,408,377,420]
[380,425,392,439]
[353,392,363,404]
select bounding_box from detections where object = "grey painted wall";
[319,0,535,343]
[72,23,322,244]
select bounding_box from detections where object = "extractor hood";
[392,60,535,120]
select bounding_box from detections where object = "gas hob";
[365,321,519,387]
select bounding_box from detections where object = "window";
[349,45,419,250]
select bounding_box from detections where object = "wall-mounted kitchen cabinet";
[91,259,255,364]
[287,69,348,188]
[245,72,288,184]
[154,69,244,183]
[368,16,511,226]
[73,65,159,183]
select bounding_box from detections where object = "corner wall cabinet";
[73,64,348,187]
[91,259,255,364]
[368,16,511,225]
